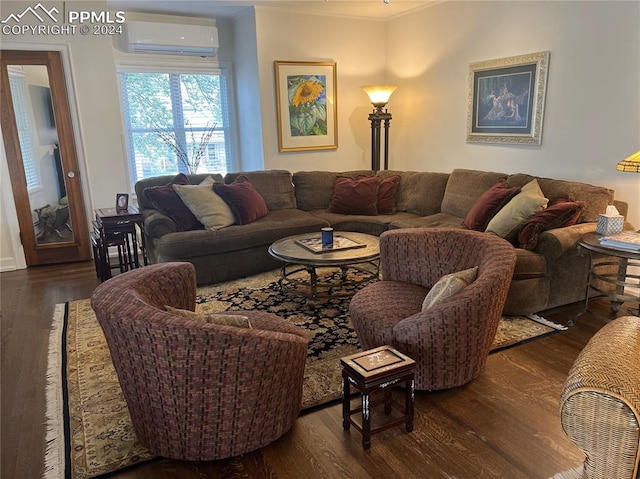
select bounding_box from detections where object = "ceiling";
[107,0,441,21]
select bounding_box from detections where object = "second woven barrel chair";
[91,262,309,461]
[349,228,516,390]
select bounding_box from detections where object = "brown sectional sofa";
[135,168,630,316]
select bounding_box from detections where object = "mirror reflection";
[7,64,74,244]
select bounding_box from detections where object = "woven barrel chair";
[349,228,516,390]
[91,262,309,461]
[560,315,640,479]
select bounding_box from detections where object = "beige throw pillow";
[485,179,549,240]
[173,179,235,231]
[165,305,252,328]
[422,266,479,310]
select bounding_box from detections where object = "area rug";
[44,269,565,479]
[549,465,583,479]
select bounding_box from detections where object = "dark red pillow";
[518,198,586,250]
[143,173,202,231]
[327,176,380,216]
[213,175,268,225]
[377,175,401,214]
[463,180,521,231]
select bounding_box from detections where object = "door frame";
[0,41,93,270]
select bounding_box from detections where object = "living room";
[1,1,639,478]
[1,0,639,269]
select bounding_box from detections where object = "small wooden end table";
[92,206,147,281]
[341,345,415,449]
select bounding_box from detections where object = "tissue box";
[596,214,624,235]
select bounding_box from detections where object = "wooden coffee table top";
[268,231,379,267]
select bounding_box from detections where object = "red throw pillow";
[377,175,401,214]
[518,198,586,250]
[327,176,380,216]
[213,175,268,225]
[143,173,203,231]
[463,180,521,231]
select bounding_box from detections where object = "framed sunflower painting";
[275,61,337,152]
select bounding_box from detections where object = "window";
[8,71,40,190]
[118,67,234,186]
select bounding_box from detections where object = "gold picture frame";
[275,61,338,152]
[467,51,550,145]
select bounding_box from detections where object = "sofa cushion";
[164,305,252,328]
[173,180,235,231]
[441,169,508,218]
[214,175,268,225]
[485,179,549,241]
[293,170,375,211]
[310,210,419,237]
[136,173,224,209]
[327,176,380,215]
[518,198,586,250]
[422,266,479,310]
[389,213,465,230]
[225,170,296,211]
[377,175,401,214]
[378,171,450,216]
[463,180,521,231]
[143,173,203,231]
[155,209,328,258]
[507,173,613,223]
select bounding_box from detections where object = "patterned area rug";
[44,269,564,479]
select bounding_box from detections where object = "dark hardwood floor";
[1,261,628,479]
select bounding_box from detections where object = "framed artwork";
[274,61,338,152]
[467,51,550,145]
[115,193,129,211]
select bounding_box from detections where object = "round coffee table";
[268,231,380,300]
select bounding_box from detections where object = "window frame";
[116,57,238,193]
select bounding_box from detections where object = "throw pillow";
[173,181,235,231]
[213,175,268,225]
[377,175,401,214]
[463,180,521,231]
[143,173,202,231]
[165,305,252,328]
[518,198,586,250]
[327,176,380,216]
[422,266,479,310]
[485,179,549,241]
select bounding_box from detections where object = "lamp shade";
[616,150,640,172]
[362,85,397,107]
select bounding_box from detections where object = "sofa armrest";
[535,223,597,259]
[142,210,177,239]
[560,316,640,479]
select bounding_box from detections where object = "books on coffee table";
[599,231,640,252]
[296,235,366,254]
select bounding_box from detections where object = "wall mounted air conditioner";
[121,21,218,57]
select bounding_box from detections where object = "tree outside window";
[119,71,232,185]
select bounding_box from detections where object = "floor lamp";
[362,85,397,171]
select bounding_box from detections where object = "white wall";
[386,0,640,227]
[253,7,388,173]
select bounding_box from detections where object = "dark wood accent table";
[341,345,415,449]
[92,206,147,281]
[572,232,640,324]
[268,231,379,301]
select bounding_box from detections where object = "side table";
[92,206,147,281]
[572,232,640,324]
[341,345,415,449]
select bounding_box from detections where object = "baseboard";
[0,257,19,272]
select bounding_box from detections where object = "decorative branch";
[153,122,216,174]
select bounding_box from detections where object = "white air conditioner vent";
[120,21,218,57]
